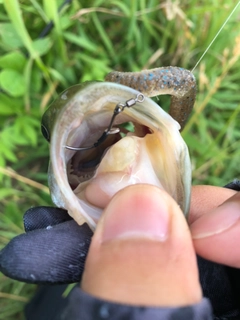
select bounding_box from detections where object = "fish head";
[42,81,191,230]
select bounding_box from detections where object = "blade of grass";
[43,0,68,62]
[3,0,39,60]
[29,0,49,23]
[0,167,49,194]
[91,11,115,58]
[0,293,28,302]
[2,0,55,93]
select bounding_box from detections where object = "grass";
[0,0,240,318]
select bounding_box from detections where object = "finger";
[0,221,92,284]
[191,191,240,267]
[81,184,202,307]
[189,185,237,224]
[24,207,72,232]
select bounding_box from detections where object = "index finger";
[189,186,240,267]
[189,185,237,224]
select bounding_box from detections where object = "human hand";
[190,185,240,267]
[80,184,238,307]
[0,183,238,306]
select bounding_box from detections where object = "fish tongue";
[84,135,163,208]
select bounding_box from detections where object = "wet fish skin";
[41,67,195,230]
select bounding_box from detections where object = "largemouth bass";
[41,67,196,230]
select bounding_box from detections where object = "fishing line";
[191,1,240,73]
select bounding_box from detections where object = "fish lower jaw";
[73,135,169,222]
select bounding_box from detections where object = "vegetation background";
[0,0,239,318]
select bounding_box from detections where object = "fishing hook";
[65,93,145,151]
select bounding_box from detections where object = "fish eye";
[41,124,50,142]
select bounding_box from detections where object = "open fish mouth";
[42,81,191,230]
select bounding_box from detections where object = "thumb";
[81,185,202,307]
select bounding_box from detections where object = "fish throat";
[69,121,151,185]
[67,94,148,185]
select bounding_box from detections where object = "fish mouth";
[67,121,151,185]
[47,82,191,230]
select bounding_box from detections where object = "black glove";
[0,207,93,284]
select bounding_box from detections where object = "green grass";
[0,0,240,318]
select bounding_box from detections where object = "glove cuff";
[61,286,213,320]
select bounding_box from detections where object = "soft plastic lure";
[105,66,196,130]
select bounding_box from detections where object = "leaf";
[29,0,48,23]
[3,202,25,230]
[0,145,17,162]
[23,115,40,127]
[30,66,43,93]
[14,115,39,146]
[0,154,6,168]
[32,37,52,57]
[49,68,68,86]
[63,32,98,52]
[0,51,26,71]
[91,12,115,57]
[0,23,23,49]
[22,124,38,146]
[0,188,17,201]
[3,0,39,58]
[43,0,61,34]
[0,69,27,97]
[111,0,130,16]
[1,121,30,147]
[0,94,22,115]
